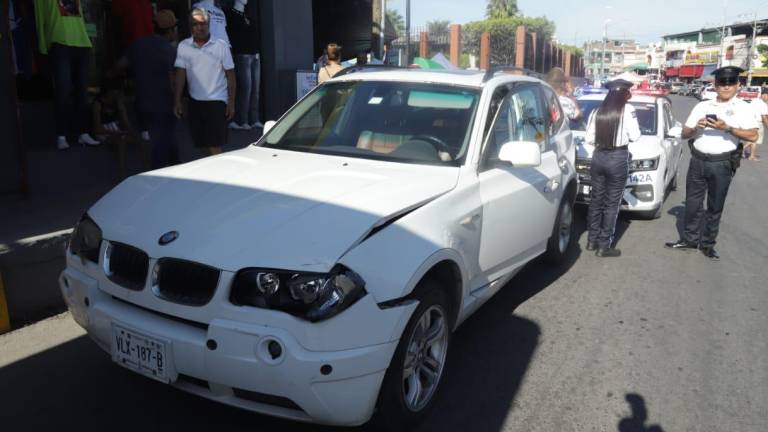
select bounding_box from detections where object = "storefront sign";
[685,50,719,65]
[296,70,317,101]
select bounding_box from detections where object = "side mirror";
[498,141,542,168]
[263,120,277,135]
[666,125,682,139]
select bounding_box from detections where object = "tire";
[544,195,575,265]
[669,171,678,192]
[370,283,451,431]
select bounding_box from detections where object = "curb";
[0,272,9,334]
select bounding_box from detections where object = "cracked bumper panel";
[59,267,412,426]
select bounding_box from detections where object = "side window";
[664,103,675,131]
[480,85,547,170]
[542,86,564,141]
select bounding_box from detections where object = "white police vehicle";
[571,93,684,219]
[60,67,577,429]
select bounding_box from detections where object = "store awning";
[625,63,650,71]
[665,67,679,77]
[679,64,704,78]
[742,69,768,78]
[412,57,445,69]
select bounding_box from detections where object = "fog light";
[631,185,654,202]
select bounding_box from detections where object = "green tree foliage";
[758,44,768,68]
[462,16,556,65]
[386,9,404,38]
[486,0,519,19]
[427,20,451,36]
[560,44,584,57]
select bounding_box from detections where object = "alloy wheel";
[401,304,449,412]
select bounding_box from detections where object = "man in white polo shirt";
[173,8,235,156]
[665,66,758,261]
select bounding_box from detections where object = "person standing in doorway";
[665,67,758,260]
[317,43,343,84]
[585,79,641,257]
[226,0,263,131]
[124,9,180,169]
[174,8,236,156]
[743,88,768,161]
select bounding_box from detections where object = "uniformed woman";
[585,79,641,257]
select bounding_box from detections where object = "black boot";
[596,247,621,257]
[700,246,720,261]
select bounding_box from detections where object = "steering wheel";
[409,134,451,155]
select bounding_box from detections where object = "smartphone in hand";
[706,114,718,122]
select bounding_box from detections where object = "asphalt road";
[1,95,766,432]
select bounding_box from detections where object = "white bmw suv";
[60,68,577,429]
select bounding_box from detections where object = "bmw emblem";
[159,231,179,245]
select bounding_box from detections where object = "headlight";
[629,157,659,172]
[230,265,367,322]
[69,215,102,264]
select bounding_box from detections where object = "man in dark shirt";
[225,0,262,130]
[124,9,180,169]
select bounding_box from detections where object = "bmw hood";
[575,134,662,161]
[88,147,459,272]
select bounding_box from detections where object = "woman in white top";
[585,79,641,257]
[317,43,344,84]
[546,67,582,121]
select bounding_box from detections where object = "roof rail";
[482,65,545,83]
[333,64,405,78]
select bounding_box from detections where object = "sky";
[387,0,768,46]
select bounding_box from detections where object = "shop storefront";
[3,0,375,194]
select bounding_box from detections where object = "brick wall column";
[515,25,526,68]
[530,32,538,72]
[480,32,491,70]
[564,51,572,76]
[420,32,428,58]
[450,24,461,67]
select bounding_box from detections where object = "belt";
[595,146,628,152]
[691,147,732,162]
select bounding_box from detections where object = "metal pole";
[747,12,757,86]
[405,0,411,65]
[379,0,386,60]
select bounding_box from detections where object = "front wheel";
[370,284,451,431]
[544,195,575,265]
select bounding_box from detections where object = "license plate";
[112,324,169,382]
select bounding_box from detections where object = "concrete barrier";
[0,230,71,330]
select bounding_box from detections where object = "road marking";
[0,272,10,334]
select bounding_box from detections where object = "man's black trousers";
[683,156,732,247]
[588,148,629,249]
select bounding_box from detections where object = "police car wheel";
[544,197,574,264]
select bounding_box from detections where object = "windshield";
[570,100,657,136]
[259,81,481,166]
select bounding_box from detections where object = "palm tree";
[427,20,451,36]
[386,9,405,38]
[486,0,519,19]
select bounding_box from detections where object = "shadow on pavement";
[667,204,686,240]
[617,393,666,432]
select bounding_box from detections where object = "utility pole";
[747,12,758,86]
[717,0,728,68]
[405,0,411,65]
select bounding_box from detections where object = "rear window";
[571,99,657,136]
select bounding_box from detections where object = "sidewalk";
[0,112,264,330]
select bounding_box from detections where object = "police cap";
[604,79,633,91]
[711,66,743,84]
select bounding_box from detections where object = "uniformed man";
[585,79,641,257]
[665,66,758,260]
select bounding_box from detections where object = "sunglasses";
[715,77,738,86]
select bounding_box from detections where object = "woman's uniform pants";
[588,147,630,249]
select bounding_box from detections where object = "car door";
[661,100,681,182]
[477,83,562,282]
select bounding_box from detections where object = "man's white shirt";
[175,37,234,103]
[685,97,758,154]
